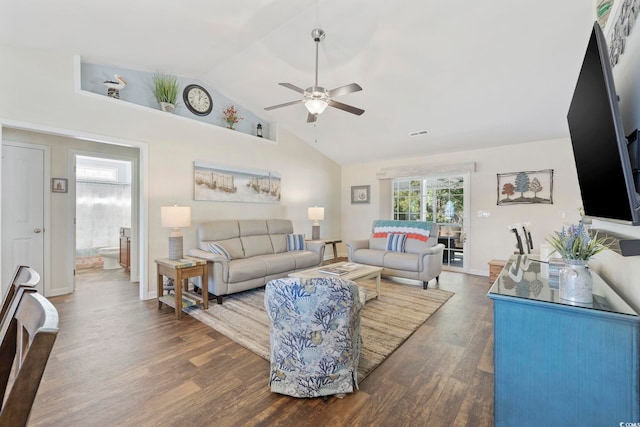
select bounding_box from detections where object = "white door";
[2,144,45,294]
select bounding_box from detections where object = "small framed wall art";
[351,185,370,204]
[52,178,68,193]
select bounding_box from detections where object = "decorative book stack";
[548,258,565,288]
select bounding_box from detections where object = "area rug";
[185,279,453,381]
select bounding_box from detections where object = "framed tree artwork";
[497,169,553,205]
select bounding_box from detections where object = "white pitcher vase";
[559,259,593,304]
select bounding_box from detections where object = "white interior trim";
[0,117,150,300]
[376,162,476,179]
[69,149,140,288]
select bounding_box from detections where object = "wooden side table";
[155,257,208,319]
[324,240,342,261]
[307,239,342,261]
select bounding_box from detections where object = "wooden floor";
[28,266,494,427]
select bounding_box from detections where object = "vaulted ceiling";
[0,0,594,165]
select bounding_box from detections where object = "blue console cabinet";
[488,255,640,427]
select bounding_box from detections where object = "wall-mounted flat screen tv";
[567,22,640,225]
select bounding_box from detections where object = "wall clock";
[183,84,213,116]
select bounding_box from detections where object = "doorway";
[1,122,149,300]
[74,155,132,278]
[392,173,470,272]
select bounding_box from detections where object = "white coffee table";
[288,262,382,299]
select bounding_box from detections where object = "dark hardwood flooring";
[28,265,494,427]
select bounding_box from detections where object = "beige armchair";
[346,220,444,289]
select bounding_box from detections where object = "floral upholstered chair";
[264,277,364,398]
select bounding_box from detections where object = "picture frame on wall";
[52,178,68,193]
[351,185,370,204]
[193,161,281,203]
[496,169,553,205]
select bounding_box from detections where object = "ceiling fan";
[264,28,364,123]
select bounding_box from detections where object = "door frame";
[1,140,52,296]
[390,171,471,273]
[0,118,150,300]
[69,150,140,291]
[429,172,470,273]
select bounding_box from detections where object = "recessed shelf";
[72,55,275,142]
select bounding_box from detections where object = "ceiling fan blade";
[327,100,365,116]
[327,83,362,98]
[307,112,317,123]
[279,83,305,94]
[264,99,304,111]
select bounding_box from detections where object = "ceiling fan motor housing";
[305,86,328,100]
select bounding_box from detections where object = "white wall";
[341,137,583,271]
[0,45,341,298]
[588,9,640,311]
[342,136,640,311]
[341,13,640,312]
[2,17,640,310]
[2,129,138,296]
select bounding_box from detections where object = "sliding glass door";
[392,174,468,270]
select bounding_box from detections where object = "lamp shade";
[161,205,191,228]
[308,206,324,240]
[304,99,329,115]
[307,206,325,222]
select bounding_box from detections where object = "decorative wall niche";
[76,58,272,140]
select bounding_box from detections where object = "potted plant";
[546,223,612,303]
[151,73,179,113]
[221,105,243,129]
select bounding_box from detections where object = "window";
[392,179,422,220]
[392,175,466,269]
[393,176,464,224]
[76,165,118,182]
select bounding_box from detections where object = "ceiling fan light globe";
[305,99,328,115]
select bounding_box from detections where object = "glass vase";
[559,259,593,304]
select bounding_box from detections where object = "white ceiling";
[0,0,595,165]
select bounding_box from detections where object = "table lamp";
[161,205,191,260]
[308,206,324,240]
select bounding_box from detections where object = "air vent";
[409,130,429,137]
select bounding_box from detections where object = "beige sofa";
[188,219,325,303]
[346,220,444,289]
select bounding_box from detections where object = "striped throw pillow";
[208,242,231,260]
[286,234,305,251]
[386,233,407,252]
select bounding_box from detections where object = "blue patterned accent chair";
[264,277,364,398]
